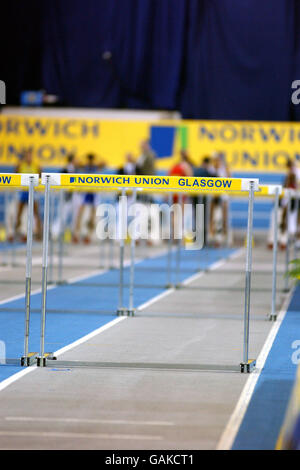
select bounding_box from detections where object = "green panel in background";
[178,126,188,150]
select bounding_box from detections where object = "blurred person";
[63,153,77,174]
[168,150,194,242]
[14,149,42,242]
[169,149,194,202]
[278,159,297,250]
[117,153,136,206]
[267,158,297,250]
[136,140,156,176]
[118,153,136,175]
[170,149,194,177]
[73,154,106,244]
[115,153,137,245]
[209,151,231,246]
[135,140,156,245]
[52,154,78,239]
[194,156,214,179]
[192,156,216,246]
[295,162,300,247]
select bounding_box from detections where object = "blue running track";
[232,284,300,449]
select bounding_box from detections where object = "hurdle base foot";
[127,308,136,317]
[37,353,57,367]
[268,314,277,322]
[116,308,127,316]
[240,359,256,373]
[21,352,38,367]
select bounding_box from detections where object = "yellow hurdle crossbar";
[41,173,260,193]
[0,173,39,187]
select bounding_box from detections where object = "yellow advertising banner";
[1,115,300,173]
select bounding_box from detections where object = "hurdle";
[282,189,300,294]
[33,173,260,373]
[117,187,127,316]
[0,173,40,366]
[171,184,284,323]
[261,185,282,321]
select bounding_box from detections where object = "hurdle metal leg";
[206,195,211,247]
[58,190,65,284]
[166,194,173,288]
[11,191,18,266]
[117,189,127,315]
[21,178,38,366]
[198,195,204,271]
[98,200,105,270]
[269,187,280,321]
[240,181,256,373]
[48,190,55,284]
[37,176,56,367]
[109,235,114,269]
[128,189,137,316]
[284,190,291,293]
[175,194,183,288]
[3,190,9,266]
[226,198,231,247]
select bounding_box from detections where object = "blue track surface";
[232,284,300,450]
[0,242,25,252]
[0,247,234,383]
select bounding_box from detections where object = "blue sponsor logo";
[150,126,177,158]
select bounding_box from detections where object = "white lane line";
[0,248,166,391]
[137,287,175,311]
[0,267,107,306]
[4,416,174,426]
[0,430,162,441]
[138,248,242,311]
[54,317,126,357]
[0,367,36,393]
[0,318,125,394]
[216,287,295,450]
[0,245,159,306]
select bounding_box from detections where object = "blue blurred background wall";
[2,0,300,121]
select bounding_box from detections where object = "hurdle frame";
[37,174,57,367]
[268,185,282,321]
[0,173,39,367]
[34,173,261,372]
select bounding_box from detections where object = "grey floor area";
[0,240,290,449]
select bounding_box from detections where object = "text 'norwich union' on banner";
[0,116,300,172]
